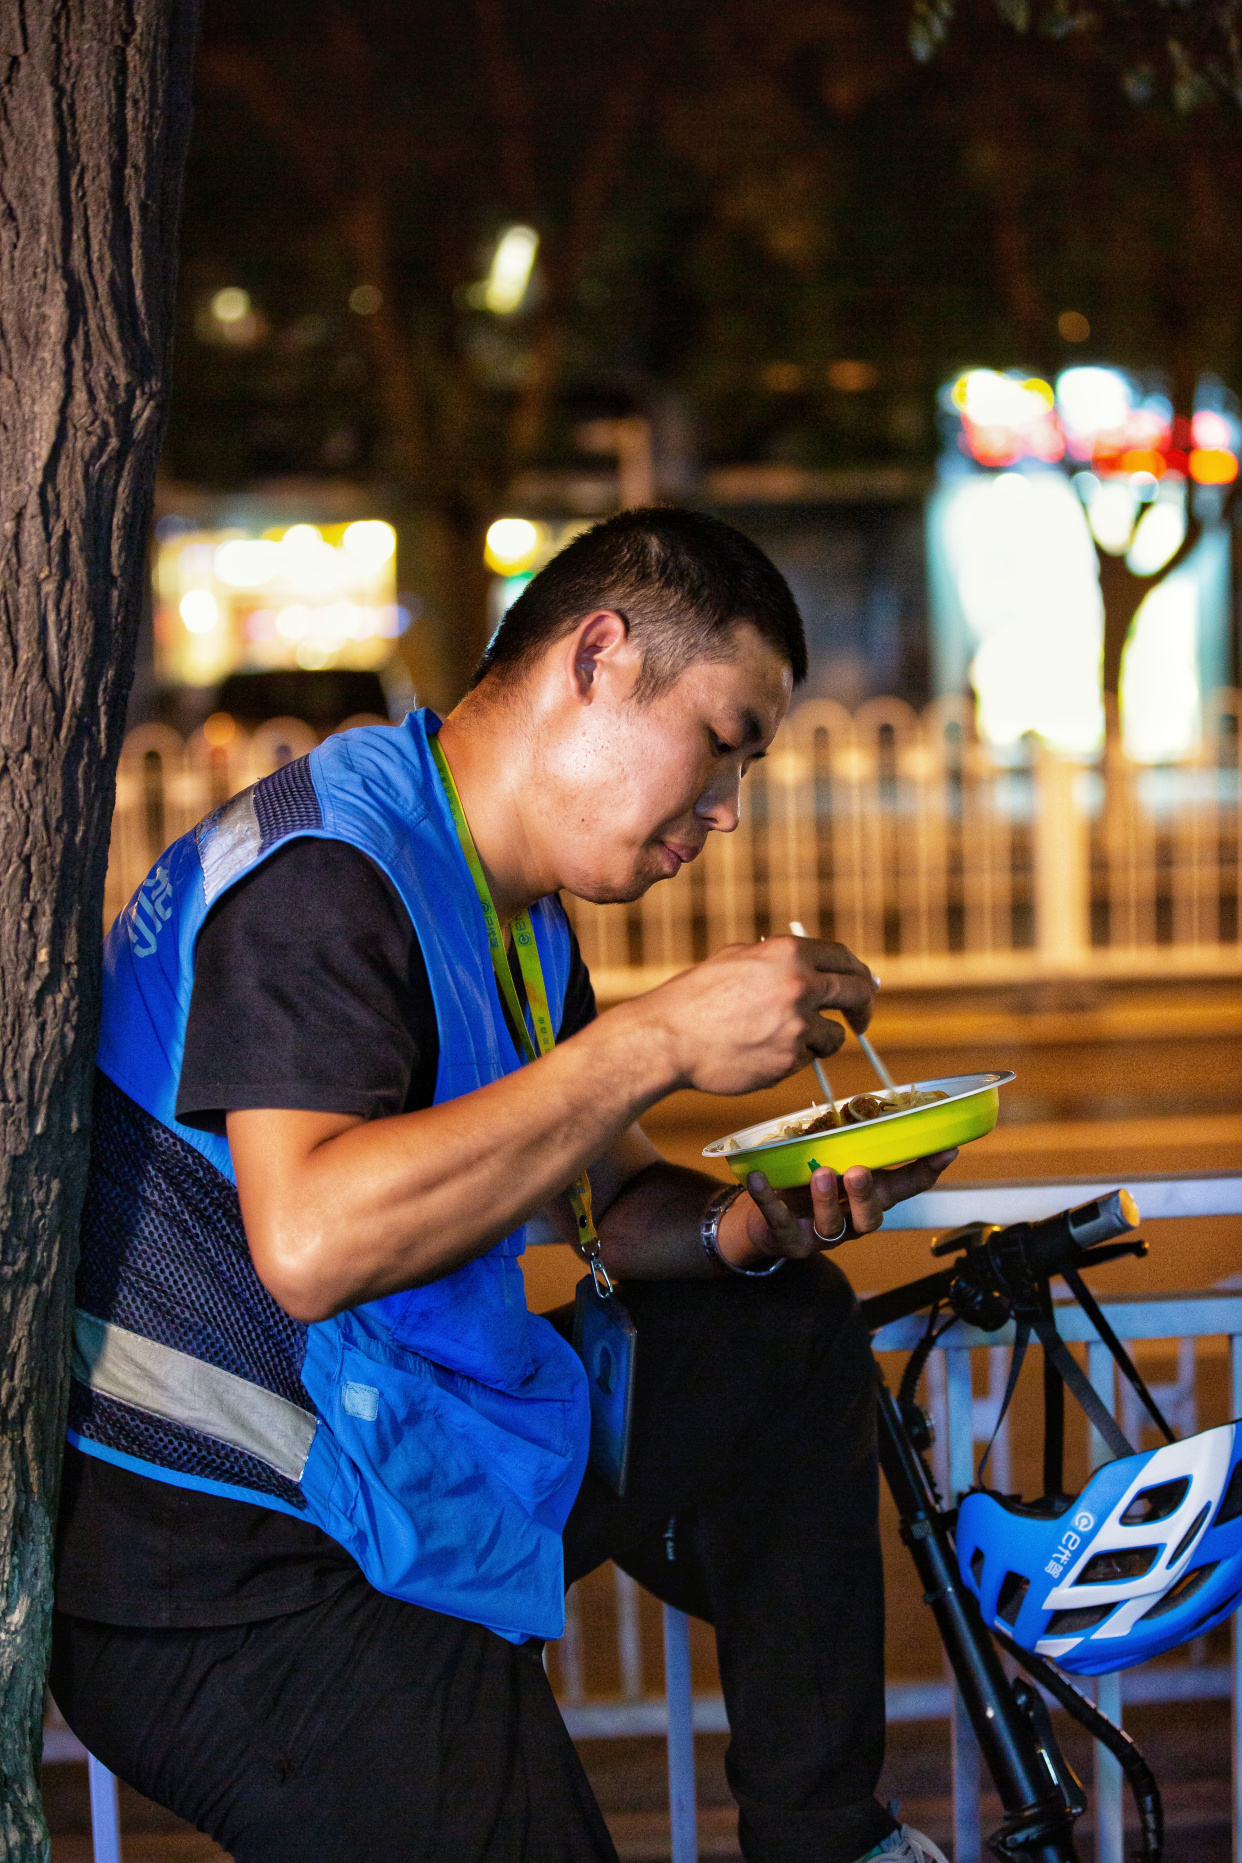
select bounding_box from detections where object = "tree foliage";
[165,0,1242,682]
[912,0,1242,110]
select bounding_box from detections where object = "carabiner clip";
[590,1256,615,1300]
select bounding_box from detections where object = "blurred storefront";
[137,482,438,735]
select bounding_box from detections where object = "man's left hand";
[715,1151,959,1269]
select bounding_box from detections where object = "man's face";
[543,621,793,904]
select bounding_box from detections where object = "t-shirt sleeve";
[558,921,597,1040]
[176,838,432,1133]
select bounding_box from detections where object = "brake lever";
[930,1220,1001,1259]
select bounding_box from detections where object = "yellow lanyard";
[430,735,607,1287]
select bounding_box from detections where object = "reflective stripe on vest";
[73,1309,317,1483]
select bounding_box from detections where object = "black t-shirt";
[56,838,597,1627]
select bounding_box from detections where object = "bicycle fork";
[876,1379,1085,1863]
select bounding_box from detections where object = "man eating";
[54,507,955,1863]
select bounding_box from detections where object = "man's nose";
[694,768,743,832]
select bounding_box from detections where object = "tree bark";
[0,3,200,1851]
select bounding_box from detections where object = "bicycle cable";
[992,1628,1163,1863]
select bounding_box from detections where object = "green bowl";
[702,1071,1016,1190]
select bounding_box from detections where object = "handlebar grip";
[1017,1189,1140,1279]
[1061,1188,1140,1249]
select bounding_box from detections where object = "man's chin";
[564,864,673,907]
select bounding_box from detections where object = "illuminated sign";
[946,366,1239,487]
[154,521,403,686]
[932,368,1236,762]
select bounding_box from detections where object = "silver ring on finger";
[812,1211,849,1245]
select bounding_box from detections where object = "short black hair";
[472,506,807,694]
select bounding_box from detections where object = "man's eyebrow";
[740,708,765,745]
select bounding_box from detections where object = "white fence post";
[1034,751,1090,971]
[663,1604,698,1863]
[946,1345,981,1863]
[1087,1341,1125,1863]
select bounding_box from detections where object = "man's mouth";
[657,840,701,874]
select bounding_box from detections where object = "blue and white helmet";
[958,1420,1242,1675]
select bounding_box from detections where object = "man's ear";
[570,610,632,698]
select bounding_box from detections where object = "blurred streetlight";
[483,226,538,314]
[200,286,262,348]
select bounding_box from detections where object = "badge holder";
[572,1270,637,1496]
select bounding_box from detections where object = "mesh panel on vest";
[68,1382,306,1507]
[78,1072,310,1409]
[253,755,322,847]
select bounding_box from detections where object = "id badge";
[572,1277,637,1496]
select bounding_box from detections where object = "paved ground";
[41,1695,1236,1861]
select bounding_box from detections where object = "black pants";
[51,1257,893,1863]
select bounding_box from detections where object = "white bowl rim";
[701,1070,1016,1158]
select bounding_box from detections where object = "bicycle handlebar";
[1004,1188,1140,1281]
[861,1189,1143,1336]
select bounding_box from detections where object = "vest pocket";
[298,1315,586,1643]
[381,1253,536,1391]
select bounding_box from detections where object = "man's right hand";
[230,933,877,1321]
[640,933,877,1097]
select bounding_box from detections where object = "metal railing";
[565,691,1242,996]
[105,696,1242,991]
[535,1174,1242,1863]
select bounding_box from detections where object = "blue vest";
[71,711,590,1643]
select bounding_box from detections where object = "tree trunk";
[1097,551,1156,698]
[0,4,200,1851]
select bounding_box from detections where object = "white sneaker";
[862,1825,952,1863]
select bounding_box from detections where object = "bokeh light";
[342,520,397,565]
[155,520,401,682]
[939,471,1104,756]
[485,517,541,573]
[483,226,539,315]
[211,287,250,324]
[179,590,219,634]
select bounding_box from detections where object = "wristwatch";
[701,1184,786,1277]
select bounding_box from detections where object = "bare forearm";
[232,931,887,1319]
[597,1161,725,1279]
[232,998,679,1319]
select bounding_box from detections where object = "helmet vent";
[1121,1477,1190,1525]
[1140,1560,1219,1621]
[970,1548,985,1585]
[1213,1461,1242,1527]
[1188,1587,1241,1636]
[995,1571,1029,1625]
[1046,1602,1114,1635]
[1075,1546,1159,1585]
[1168,1504,1211,1569]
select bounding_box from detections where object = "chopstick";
[789,920,894,1096]
[787,922,841,1123]
[856,1032,895,1092]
